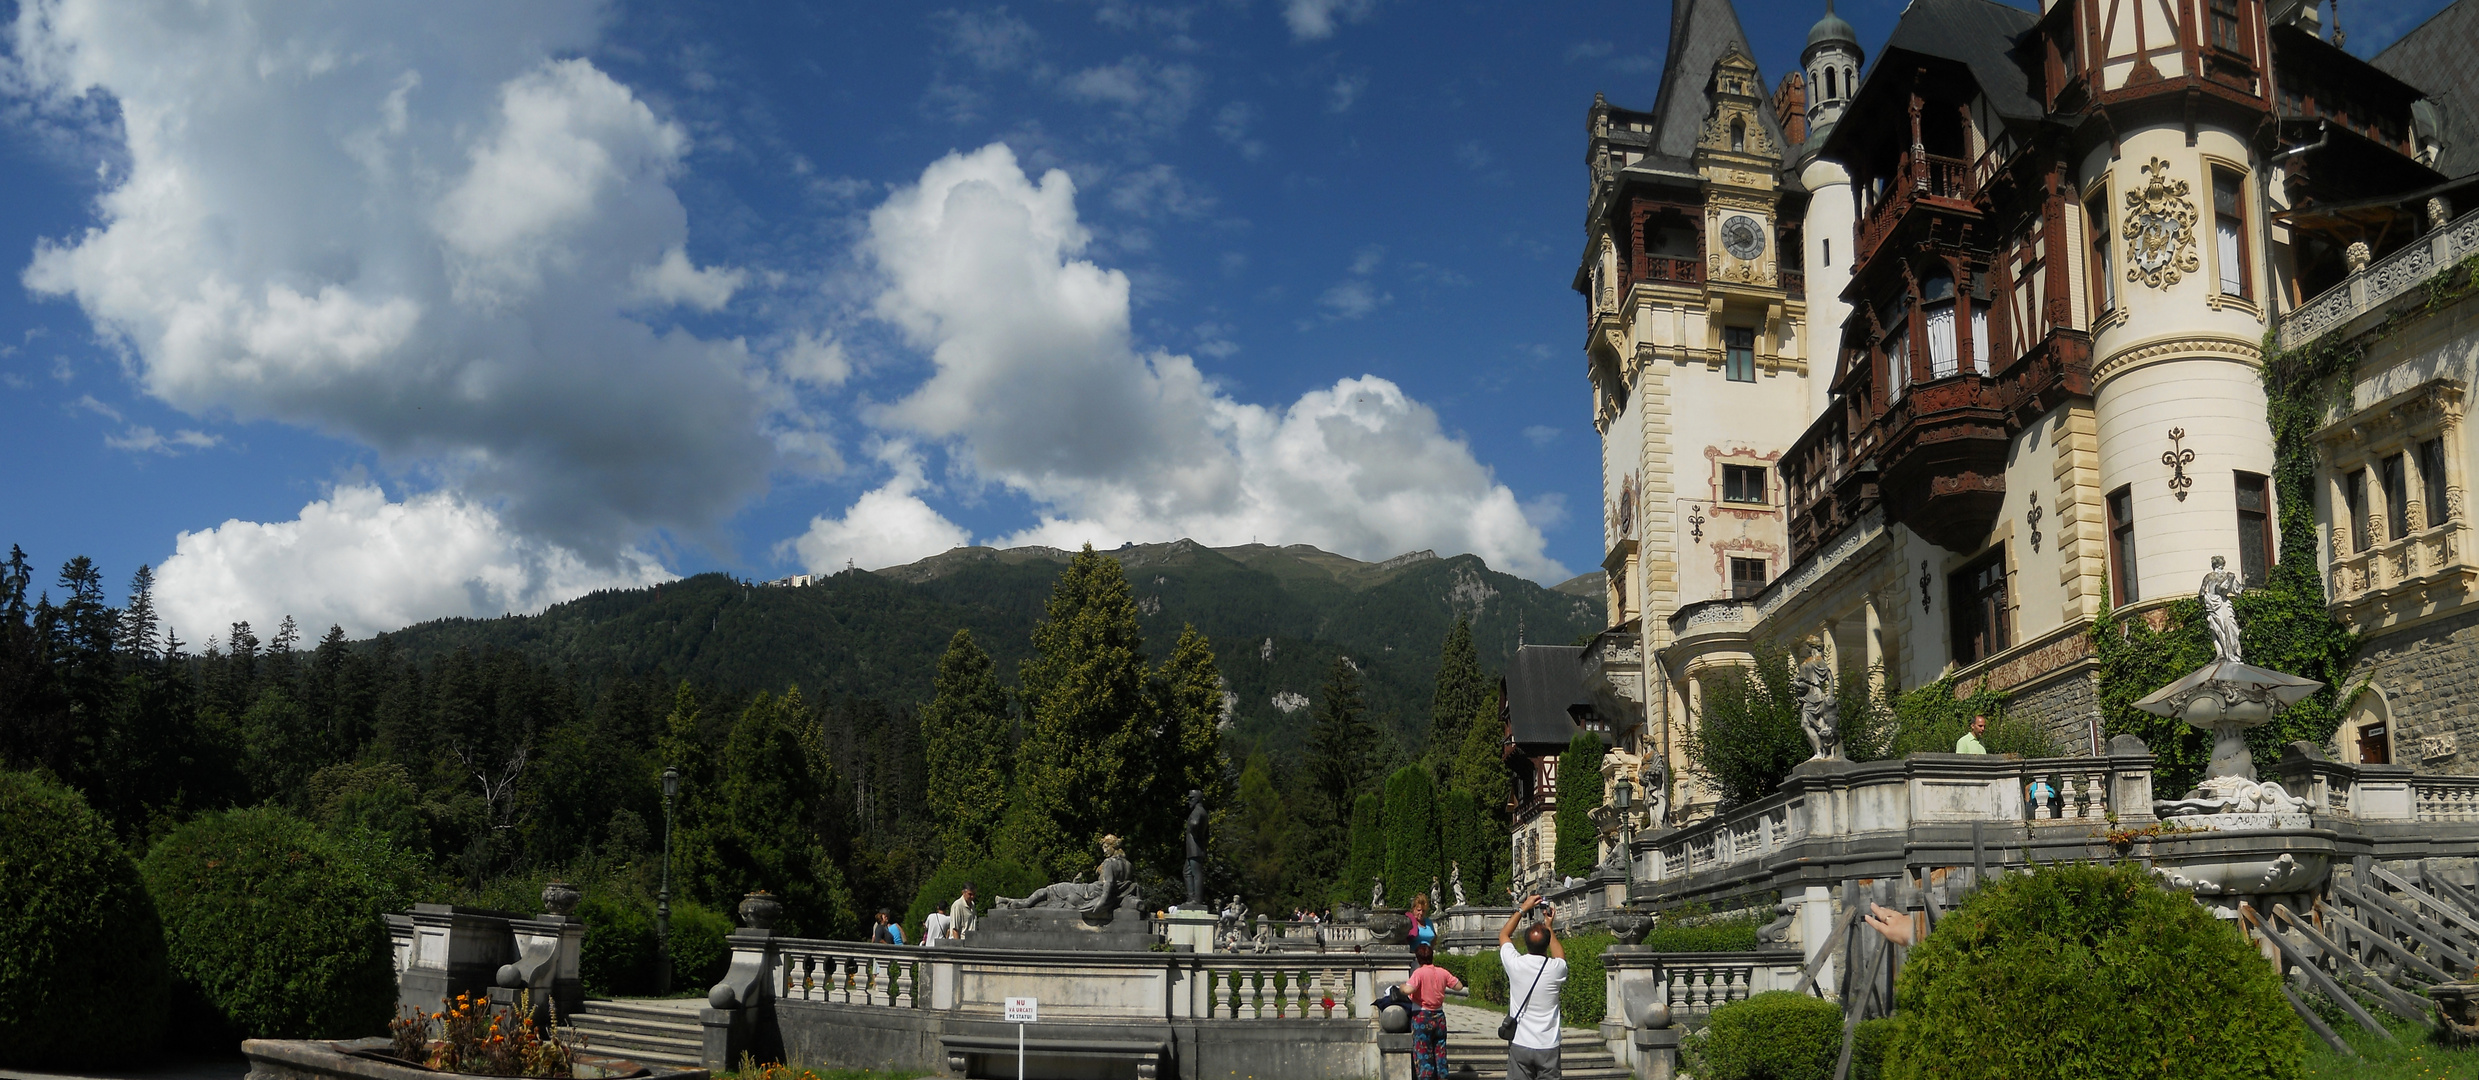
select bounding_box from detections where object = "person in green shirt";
[1955,714,1990,754]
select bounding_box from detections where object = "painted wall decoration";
[2121,157,2200,289]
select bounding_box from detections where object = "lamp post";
[1611,774,1636,854]
[657,766,679,995]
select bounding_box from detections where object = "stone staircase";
[567,1000,706,1072]
[1437,1002,1628,1080]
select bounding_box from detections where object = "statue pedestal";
[960,906,1154,951]
[1161,909,1217,953]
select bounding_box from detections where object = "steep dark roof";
[2373,0,2479,177]
[1637,0,1790,171]
[1503,644,1594,749]
[1877,0,2043,123]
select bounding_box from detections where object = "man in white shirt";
[1497,894,1568,1080]
[946,883,978,940]
[923,905,952,946]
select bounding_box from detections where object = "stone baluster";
[819,955,841,1004]
[897,958,915,1008]
[1728,968,1748,1003]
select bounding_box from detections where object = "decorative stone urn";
[540,881,581,917]
[737,891,782,930]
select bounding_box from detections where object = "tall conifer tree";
[1426,618,1488,784]
[921,629,1012,865]
[1148,624,1228,872]
[1006,546,1152,879]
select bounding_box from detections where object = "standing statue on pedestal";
[1429,875,1442,913]
[2201,555,2244,663]
[1796,641,1843,760]
[1183,788,1207,908]
[1449,863,1466,908]
[996,835,1139,918]
[1371,876,1386,910]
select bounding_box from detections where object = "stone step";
[568,1002,705,1071]
[567,1012,700,1039]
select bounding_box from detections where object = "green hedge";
[1683,990,1843,1080]
[0,771,170,1067]
[1553,733,1607,875]
[1639,915,1762,953]
[578,892,733,996]
[1559,932,1615,1028]
[140,806,396,1039]
[903,857,1046,944]
[1851,1017,1895,1080]
[1382,766,1441,910]
[1887,862,2304,1080]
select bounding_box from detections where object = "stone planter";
[540,882,581,917]
[737,892,781,930]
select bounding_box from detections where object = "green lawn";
[2301,1019,2479,1080]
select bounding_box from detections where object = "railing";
[2281,206,2479,348]
[1857,151,1977,265]
[777,941,923,1008]
[2329,520,2470,609]
[1193,956,1373,1019]
[2019,761,2119,823]
[1642,256,1703,285]
[1781,269,1805,294]
[1653,790,1801,882]
[2414,776,2479,821]
[1604,948,1805,1021]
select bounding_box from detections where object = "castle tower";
[1802,3,1862,136]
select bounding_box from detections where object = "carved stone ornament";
[1688,504,1706,543]
[2027,491,2044,553]
[2121,157,2201,289]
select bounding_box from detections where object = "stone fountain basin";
[2142,822,2336,898]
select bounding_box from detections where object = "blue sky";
[0,0,2450,639]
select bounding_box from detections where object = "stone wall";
[2348,606,2479,773]
[2006,668,2100,757]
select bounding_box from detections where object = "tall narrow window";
[1724,326,1756,382]
[1730,557,1768,600]
[1949,547,2011,665]
[1922,272,1959,379]
[2383,453,2410,542]
[1824,67,1836,99]
[1886,326,1911,400]
[2211,0,2246,54]
[2086,194,2115,313]
[2108,486,2139,605]
[2345,468,2370,552]
[1971,297,1992,375]
[1823,238,1831,267]
[2421,438,2453,525]
[1722,464,1768,504]
[1730,118,1746,153]
[2235,471,2272,586]
[2214,168,2249,298]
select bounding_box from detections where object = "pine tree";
[1448,684,1514,899]
[700,688,856,937]
[120,564,160,663]
[1006,546,1153,879]
[1381,765,1441,909]
[1149,624,1228,873]
[1553,731,1609,877]
[1426,618,1489,784]
[1304,653,1379,839]
[1230,752,1295,909]
[921,629,1012,865]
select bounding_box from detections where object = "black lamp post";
[657,766,679,995]
[1611,775,1636,851]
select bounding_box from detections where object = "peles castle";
[1508,0,2479,892]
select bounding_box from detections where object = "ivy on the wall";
[2092,253,2479,793]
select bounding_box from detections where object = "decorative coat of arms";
[2121,157,2200,289]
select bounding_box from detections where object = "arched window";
[1730,118,1746,153]
[1824,67,1837,99]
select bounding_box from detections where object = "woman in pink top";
[1402,943,1464,1080]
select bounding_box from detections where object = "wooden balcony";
[1855,151,1977,269]
[1876,372,2011,553]
[1640,255,1704,286]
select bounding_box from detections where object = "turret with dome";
[1801,2,1862,138]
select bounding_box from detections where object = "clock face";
[1721,215,1765,260]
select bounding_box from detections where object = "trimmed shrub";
[1850,1018,1895,1080]
[1553,732,1607,875]
[140,806,396,1039]
[0,770,170,1067]
[1559,932,1616,1028]
[1886,862,2305,1080]
[1639,914,1762,953]
[1463,947,1507,1005]
[1335,791,1386,909]
[670,900,733,990]
[1682,990,1843,1080]
[578,891,659,996]
[1382,766,1441,910]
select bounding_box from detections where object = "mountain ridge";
[371,540,1602,756]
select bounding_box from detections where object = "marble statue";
[1183,788,1207,908]
[2202,556,2244,663]
[1796,641,1843,760]
[1429,876,1442,913]
[1643,759,1671,829]
[1449,863,1466,908]
[996,835,1139,917]
[1371,876,1385,909]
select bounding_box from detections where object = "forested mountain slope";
[377,541,1601,755]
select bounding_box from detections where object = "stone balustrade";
[2279,205,2479,349]
[1602,947,1806,1023]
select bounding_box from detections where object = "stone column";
[1796,886,1836,994]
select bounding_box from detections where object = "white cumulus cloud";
[9,0,773,565]
[787,447,972,573]
[1284,0,1379,40]
[7,0,782,632]
[847,144,1564,580]
[156,485,671,639]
